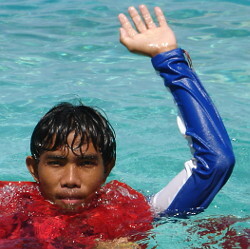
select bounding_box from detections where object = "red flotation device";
[0,180,153,248]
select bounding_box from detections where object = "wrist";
[150,45,178,57]
[151,48,185,71]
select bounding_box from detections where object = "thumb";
[119,28,130,46]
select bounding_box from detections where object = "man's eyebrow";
[45,155,66,160]
[43,153,99,160]
[76,154,99,160]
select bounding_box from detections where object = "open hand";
[118,5,177,57]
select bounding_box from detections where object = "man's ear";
[105,158,116,178]
[26,156,39,182]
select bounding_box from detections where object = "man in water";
[0,5,235,248]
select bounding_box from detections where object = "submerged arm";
[119,5,235,216]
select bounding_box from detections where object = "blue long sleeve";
[151,48,235,215]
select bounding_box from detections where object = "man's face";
[26,132,107,211]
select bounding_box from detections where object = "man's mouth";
[59,198,83,206]
[56,194,85,208]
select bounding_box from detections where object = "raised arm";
[118,6,235,216]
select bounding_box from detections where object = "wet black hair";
[30,102,116,172]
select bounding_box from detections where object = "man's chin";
[51,192,98,213]
[56,200,86,213]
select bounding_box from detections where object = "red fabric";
[0,180,153,248]
[186,216,250,248]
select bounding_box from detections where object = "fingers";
[154,7,168,27]
[139,5,156,29]
[118,5,168,35]
[128,6,147,32]
[118,13,137,37]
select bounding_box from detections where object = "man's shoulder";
[99,180,150,209]
[102,180,144,198]
[0,181,45,215]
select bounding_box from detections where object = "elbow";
[195,146,235,180]
[212,146,235,179]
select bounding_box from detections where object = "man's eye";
[79,161,97,168]
[47,161,63,166]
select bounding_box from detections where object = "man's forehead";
[39,132,99,158]
[66,132,84,142]
[51,131,89,148]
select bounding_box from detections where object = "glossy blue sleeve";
[150,48,235,216]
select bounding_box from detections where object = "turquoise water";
[0,0,249,248]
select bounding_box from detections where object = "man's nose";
[60,164,81,188]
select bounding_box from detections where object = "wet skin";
[26,133,107,211]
